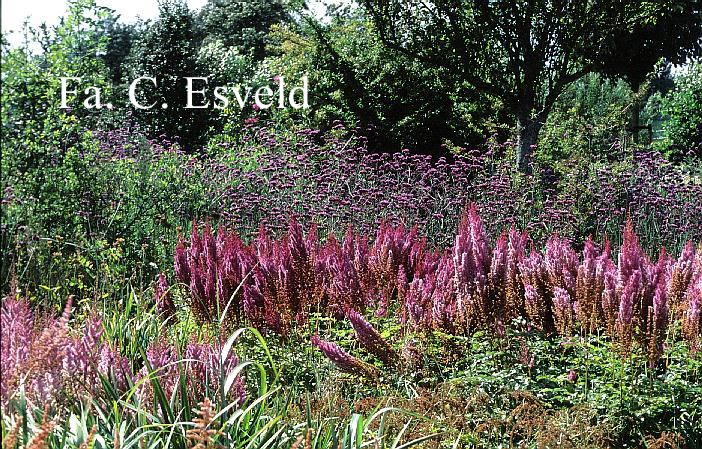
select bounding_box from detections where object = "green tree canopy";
[198,0,290,60]
[363,0,702,170]
[123,0,210,148]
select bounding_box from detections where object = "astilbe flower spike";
[505,227,528,322]
[520,251,551,331]
[598,240,619,337]
[187,397,222,449]
[26,406,55,449]
[667,241,696,313]
[323,233,365,317]
[487,232,508,327]
[645,249,671,365]
[575,237,604,334]
[65,313,106,395]
[452,205,491,330]
[368,222,420,316]
[553,287,575,337]
[346,308,397,366]
[20,297,73,406]
[1,415,22,449]
[683,260,702,353]
[615,221,646,355]
[432,252,458,332]
[136,340,179,404]
[310,335,379,378]
[154,272,176,324]
[185,338,245,406]
[617,270,642,356]
[544,235,578,296]
[1,294,33,405]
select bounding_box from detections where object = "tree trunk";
[516,114,541,173]
[629,96,642,144]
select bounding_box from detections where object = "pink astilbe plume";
[218,228,256,325]
[251,226,294,334]
[2,296,136,410]
[575,237,604,333]
[452,205,491,331]
[97,343,133,393]
[401,250,441,329]
[615,221,647,354]
[246,218,324,335]
[175,237,191,286]
[598,241,619,337]
[346,308,397,366]
[487,228,527,331]
[368,222,420,316]
[137,341,179,404]
[432,252,458,332]
[683,258,702,353]
[667,241,696,312]
[185,339,245,407]
[1,295,34,407]
[311,335,378,378]
[285,217,318,319]
[544,234,578,297]
[177,221,254,327]
[644,249,672,364]
[65,314,105,394]
[505,227,528,322]
[617,269,642,356]
[22,298,73,406]
[321,231,365,317]
[488,232,508,327]
[552,287,575,337]
[154,272,176,323]
[519,250,551,331]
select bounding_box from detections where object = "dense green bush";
[2,126,214,299]
[267,9,512,153]
[656,61,702,160]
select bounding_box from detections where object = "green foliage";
[538,73,633,165]
[0,0,112,141]
[122,0,210,148]
[198,0,290,61]
[2,131,215,298]
[267,9,510,153]
[656,61,702,160]
[362,0,702,167]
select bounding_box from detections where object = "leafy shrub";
[656,61,702,160]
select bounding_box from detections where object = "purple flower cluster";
[178,211,702,364]
[346,308,397,366]
[310,335,378,378]
[91,123,702,253]
[174,221,255,326]
[0,295,244,411]
[136,337,245,408]
[0,297,131,409]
